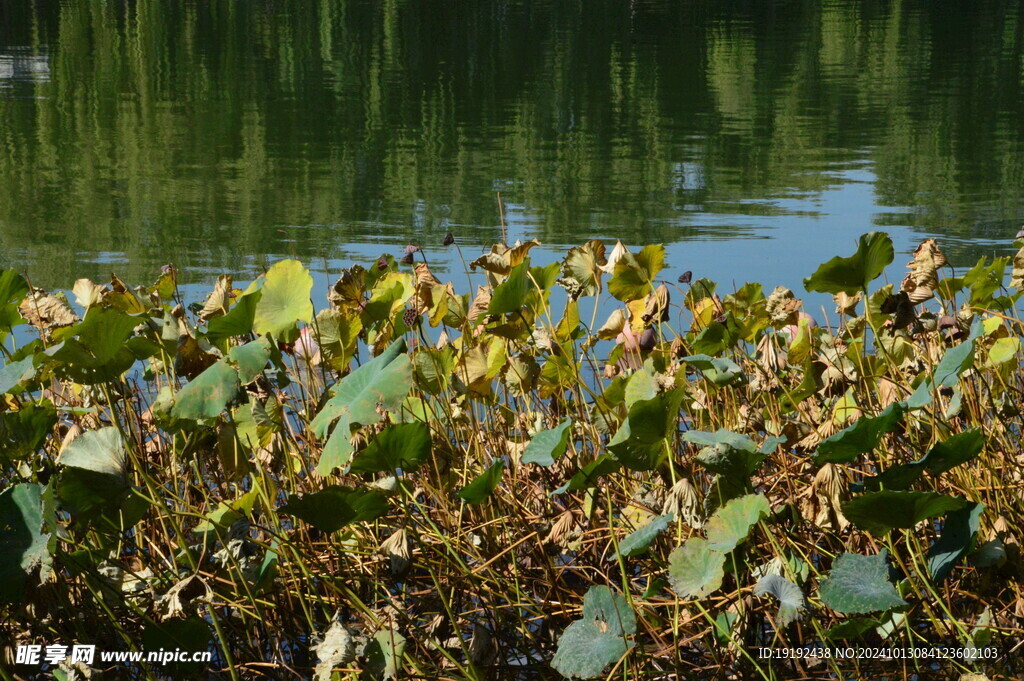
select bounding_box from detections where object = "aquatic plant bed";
[1,233,1021,680]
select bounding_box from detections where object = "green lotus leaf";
[813,402,905,464]
[617,513,673,558]
[842,490,968,537]
[206,289,261,344]
[489,259,532,315]
[522,418,572,466]
[311,339,411,475]
[253,259,313,342]
[689,429,767,482]
[608,388,685,471]
[457,459,504,504]
[0,403,58,463]
[170,360,243,420]
[227,336,273,384]
[348,422,431,474]
[0,355,35,395]
[0,270,28,342]
[928,502,984,583]
[280,485,389,533]
[678,354,744,387]
[608,244,665,302]
[563,454,622,492]
[57,426,136,524]
[818,550,907,614]
[704,493,770,552]
[868,428,985,490]
[46,307,147,383]
[560,240,606,298]
[934,337,976,388]
[667,537,726,599]
[363,627,407,680]
[804,232,894,294]
[551,586,635,679]
[0,483,52,604]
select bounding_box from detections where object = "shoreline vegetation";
[1,232,1022,680]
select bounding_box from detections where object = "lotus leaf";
[522,418,572,466]
[280,486,389,533]
[457,459,504,504]
[842,490,968,536]
[551,586,635,679]
[819,551,907,614]
[253,259,313,341]
[667,537,726,598]
[804,232,894,294]
[0,483,52,604]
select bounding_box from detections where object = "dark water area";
[1,0,1023,303]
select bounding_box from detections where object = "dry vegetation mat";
[1,232,1022,680]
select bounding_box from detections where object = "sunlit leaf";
[0,355,35,395]
[551,586,635,679]
[667,537,725,599]
[617,513,673,558]
[560,240,606,298]
[57,427,133,524]
[608,245,665,302]
[253,259,313,342]
[704,493,770,552]
[608,389,685,470]
[488,259,532,315]
[171,360,242,420]
[207,290,261,342]
[804,232,894,294]
[311,339,411,475]
[819,550,907,614]
[522,418,572,467]
[227,336,273,384]
[363,627,406,680]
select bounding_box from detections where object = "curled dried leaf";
[833,291,862,316]
[662,478,703,529]
[799,463,849,531]
[199,274,233,320]
[765,286,801,327]
[380,528,412,577]
[158,575,212,619]
[72,279,105,310]
[19,289,78,330]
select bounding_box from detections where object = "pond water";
[1,0,1023,306]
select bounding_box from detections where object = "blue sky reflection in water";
[0,0,1022,296]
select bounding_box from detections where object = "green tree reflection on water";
[0,0,1022,286]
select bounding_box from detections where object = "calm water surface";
[1,0,1023,303]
